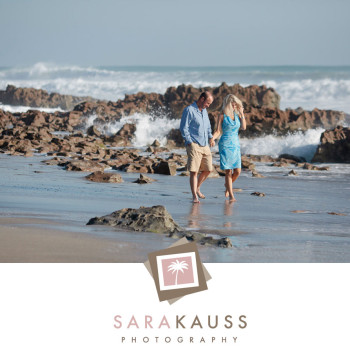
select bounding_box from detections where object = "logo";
[144,238,211,304]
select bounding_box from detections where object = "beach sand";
[0,217,151,263]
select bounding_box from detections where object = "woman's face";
[231,102,237,110]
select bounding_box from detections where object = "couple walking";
[180,91,247,203]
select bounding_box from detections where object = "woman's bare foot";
[229,196,237,202]
[197,191,205,199]
[193,196,200,203]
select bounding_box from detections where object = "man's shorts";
[186,142,213,173]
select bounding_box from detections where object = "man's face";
[198,96,213,110]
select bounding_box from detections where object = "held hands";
[209,138,215,147]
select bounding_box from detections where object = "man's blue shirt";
[180,102,213,146]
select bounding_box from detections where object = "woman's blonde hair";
[222,94,243,116]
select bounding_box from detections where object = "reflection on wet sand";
[188,203,201,228]
[224,200,234,227]
[187,200,236,230]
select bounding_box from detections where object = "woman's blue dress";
[218,113,241,170]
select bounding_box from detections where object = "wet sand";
[0,217,154,263]
[1,154,350,262]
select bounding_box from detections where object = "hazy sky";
[0,0,349,66]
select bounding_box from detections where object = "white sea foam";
[261,78,350,113]
[83,113,180,147]
[240,128,325,161]
[82,111,323,160]
[0,103,64,113]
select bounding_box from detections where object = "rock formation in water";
[87,205,233,247]
[1,84,344,138]
[0,85,98,110]
[312,126,350,163]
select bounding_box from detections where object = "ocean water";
[1,63,350,113]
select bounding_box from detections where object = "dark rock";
[245,154,276,162]
[87,125,101,137]
[87,205,233,248]
[85,171,123,183]
[241,156,256,170]
[87,205,182,234]
[166,128,184,147]
[199,236,233,248]
[65,159,106,172]
[133,174,156,184]
[279,153,306,163]
[252,170,265,178]
[301,163,329,171]
[179,170,190,176]
[214,165,226,176]
[312,126,350,163]
[152,160,177,176]
[251,192,265,197]
[288,170,298,176]
[151,139,160,147]
[115,123,136,140]
[0,84,97,110]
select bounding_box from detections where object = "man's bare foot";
[229,196,237,202]
[197,191,205,199]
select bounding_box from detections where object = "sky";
[0,0,349,67]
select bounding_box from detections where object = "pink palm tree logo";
[167,259,189,285]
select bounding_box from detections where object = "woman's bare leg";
[231,168,241,186]
[225,170,236,201]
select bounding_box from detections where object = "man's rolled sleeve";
[180,108,193,145]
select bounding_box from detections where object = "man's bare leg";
[197,170,211,199]
[190,171,200,203]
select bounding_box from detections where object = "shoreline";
[0,216,167,263]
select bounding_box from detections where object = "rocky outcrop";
[133,174,156,184]
[72,83,343,137]
[85,171,123,183]
[65,160,107,172]
[152,160,177,176]
[231,107,344,137]
[312,126,350,163]
[87,205,233,247]
[162,83,280,119]
[87,205,182,234]
[0,85,98,110]
[166,128,184,147]
[2,84,344,139]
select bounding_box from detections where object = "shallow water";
[0,154,349,262]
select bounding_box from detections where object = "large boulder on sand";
[87,205,182,234]
[87,205,233,247]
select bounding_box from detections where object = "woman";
[212,94,246,201]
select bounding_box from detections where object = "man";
[180,91,215,203]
